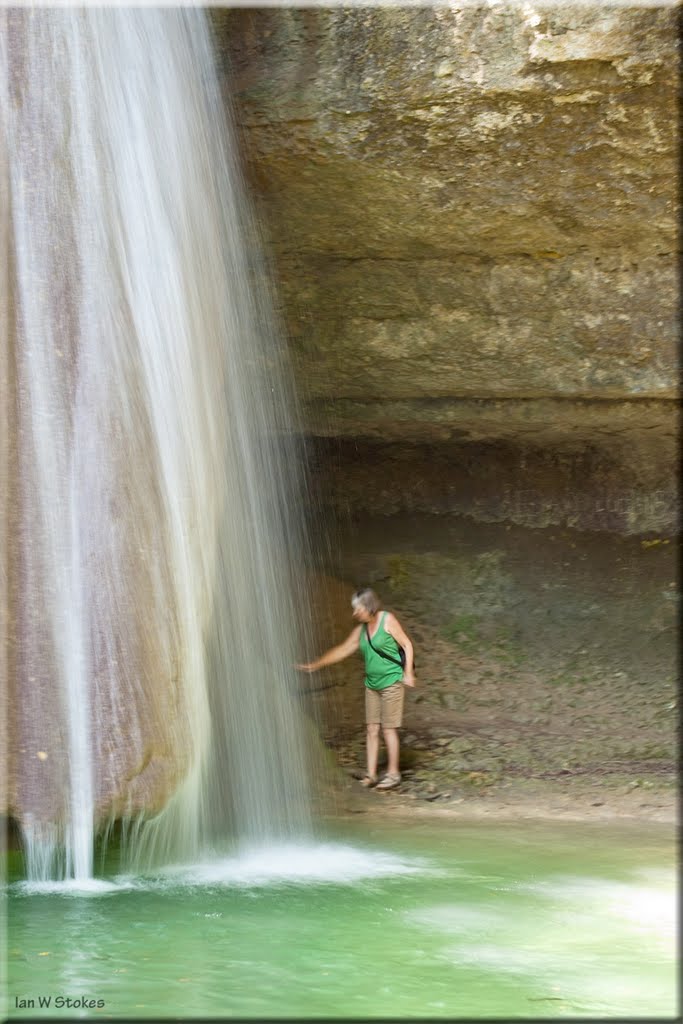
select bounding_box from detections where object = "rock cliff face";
[213,3,678,533]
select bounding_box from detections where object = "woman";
[297,587,415,790]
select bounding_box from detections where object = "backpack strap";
[364,614,403,668]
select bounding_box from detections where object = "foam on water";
[12,877,132,898]
[8,842,435,896]
[144,841,435,889]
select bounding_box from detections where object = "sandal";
[375,772,401,791]
[360,775,378,788]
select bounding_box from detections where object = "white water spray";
[4,8,315,880]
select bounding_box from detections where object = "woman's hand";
[295,628,362,675]
[402,671,416,688]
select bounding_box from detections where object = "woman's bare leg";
[382,726,400,776]
[366,723,380,778]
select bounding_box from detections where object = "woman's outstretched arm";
[296,625,362,673]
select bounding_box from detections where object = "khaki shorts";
[365,682,404,728]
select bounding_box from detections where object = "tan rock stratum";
[215,3,678,533]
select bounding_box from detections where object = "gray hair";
[351,587,380,615]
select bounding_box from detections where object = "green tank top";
[359,612,404,691]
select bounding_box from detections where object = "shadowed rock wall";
[213,3,679,533]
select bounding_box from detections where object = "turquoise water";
[5,818,676,1019]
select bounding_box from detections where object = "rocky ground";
[301,516,677,824]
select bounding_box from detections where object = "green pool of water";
[5,817,676,1019]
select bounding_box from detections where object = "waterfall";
[3,8,315,880]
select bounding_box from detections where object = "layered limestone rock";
[213,3,678,532]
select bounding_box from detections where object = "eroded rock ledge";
[214,4,678,533]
